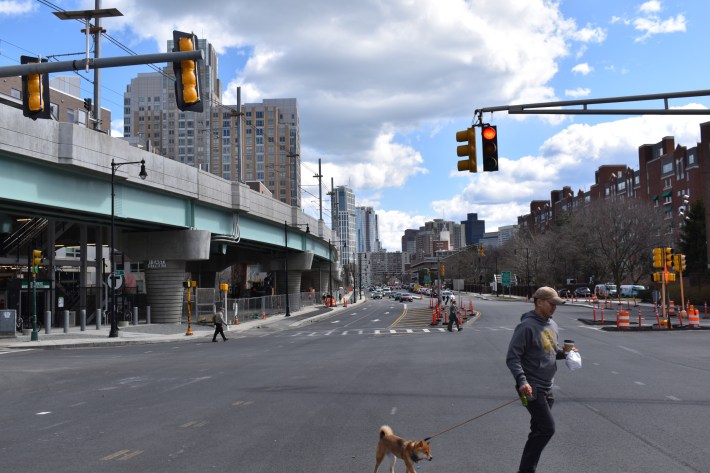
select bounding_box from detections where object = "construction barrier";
[669,301,675,317]
[637,306,643,329]
[688,307,700,328]
[617,310,630,329]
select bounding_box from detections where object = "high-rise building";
[355,206,379,253]
[461,213,486,246]
[240,98,301,207]
[122,37,301,207]
[331,186,356,265]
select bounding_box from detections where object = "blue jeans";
[518,387,555,473]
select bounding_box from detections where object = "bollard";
[132,307,139,326]
[63,310,70,333]
[80,309,86,331]
[44,310,52,334]
[146,306,151,324]
[96,309,102,330]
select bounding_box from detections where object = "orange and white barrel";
[617,310,630,329]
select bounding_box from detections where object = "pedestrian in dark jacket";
[506,286,577,473]
[212,310,228,342]
[447,298,461,331]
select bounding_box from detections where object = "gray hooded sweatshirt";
[506,310,565,390]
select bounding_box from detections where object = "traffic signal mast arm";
[474,88,710,117]
[0,50,203,79]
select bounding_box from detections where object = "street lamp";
[109,159,147,338]
[284,220,309,317]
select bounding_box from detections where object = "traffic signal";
[652,247,663,268]
[456,127,477,172]
[440,264,445,277]
[21,56,51,120]
[664,247,673,268]
[674,254,686,272]
[481,125,499,172]
[172,31,203,112]
[32,249,42,273]
[478,244,485,257]
[653,272,661,283]
[666,272,676,282]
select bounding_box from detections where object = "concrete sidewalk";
[0,298,360,350]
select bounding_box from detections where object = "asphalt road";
[1,296,708,472]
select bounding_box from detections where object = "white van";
[594,283,617,298]
[620,285,645,297]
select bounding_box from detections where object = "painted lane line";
[390,407,397,415]
[666,395,681,401]
[619,345,642,355]
[634,381,646,386]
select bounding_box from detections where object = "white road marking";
[331,320,340,324]
[36,412,51,415]
[619,345,642,355]
[390,407,398,415]
[611,371,620,375]
[634,381,646,386]
[666,395,681,401]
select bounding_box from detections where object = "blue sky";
[2,0,709,250]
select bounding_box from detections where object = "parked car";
[620,285,646,297]
[557,288,572,298]
[574,287,591,297]
[400,293,414,302]
[594,283,617,298]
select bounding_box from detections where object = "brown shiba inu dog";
[374,425,432,473]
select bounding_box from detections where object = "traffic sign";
[502,271,511,287]
[108,274,124,289]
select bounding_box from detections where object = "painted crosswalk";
[273,327,450,338]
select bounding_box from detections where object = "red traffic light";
[482,126,496,141]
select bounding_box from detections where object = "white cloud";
[639,1,662,15]
[0,0,35,15]
[565,88,591,98]
[572,24,606,43]
[111,119,124,138]
[571,63,593,75]
[375,209,428,251]
[634,14,686,42]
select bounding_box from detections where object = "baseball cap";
[533,286,566,305]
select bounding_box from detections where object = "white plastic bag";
[565,351,582,370]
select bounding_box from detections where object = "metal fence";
[186,290,327,324]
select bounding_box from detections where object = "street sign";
[502,271,511,287]
[108,274,124,289]
[114,270,125,276]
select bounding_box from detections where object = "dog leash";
[423,398,520,442]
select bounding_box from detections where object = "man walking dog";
[506,286,578,473]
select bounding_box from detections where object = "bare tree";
[568,199,663,289]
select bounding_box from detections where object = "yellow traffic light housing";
[652,272,661,283]
[32,249,42,273]
[456,127,477,172]
[172,31,203,112]
[478,244,485,257]
[652,247,663,268]
[21,56,51,120]
[664,247,673,268]
[674,254,686,272]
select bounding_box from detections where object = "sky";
[2,0,709,251]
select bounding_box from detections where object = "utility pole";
[314,159,323,221]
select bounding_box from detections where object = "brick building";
[518,121,710,265]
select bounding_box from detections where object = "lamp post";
[109,159,147,338]
[284,220,309,317]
